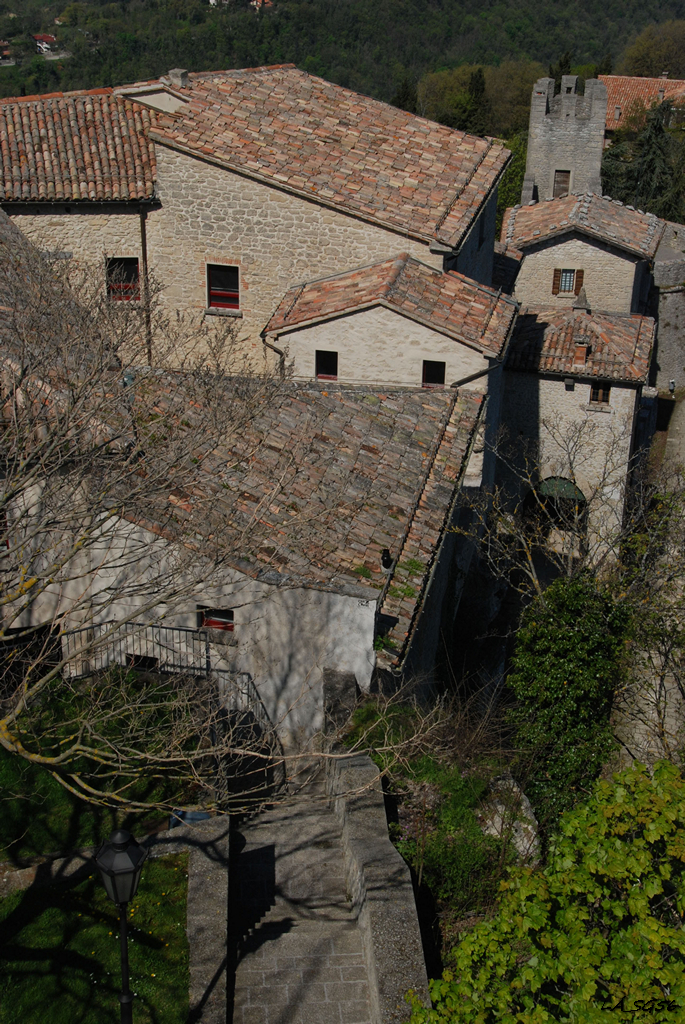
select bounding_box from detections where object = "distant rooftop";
[501,193,665,260]
[506,307,655,382]
[265,254,517,357]
[600,74,685,131]
[0,65,510,250]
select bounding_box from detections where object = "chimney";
[660,71,669,80]
[168,68,189,89]
[573,343,589,366]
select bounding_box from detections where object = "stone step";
[228,795,373,1024]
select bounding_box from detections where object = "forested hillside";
[1,0,685,101]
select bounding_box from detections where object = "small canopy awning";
[537,477,586,502]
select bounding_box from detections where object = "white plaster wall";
[515,235,639,313]
[279,304,489,388]
[144,146,444,351]
[11,512,376,748]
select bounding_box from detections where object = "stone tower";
[521,75,607,203]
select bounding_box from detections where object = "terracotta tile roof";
[0,88,156,201]
[141,65,510,248]
[506,307,655,382]
[265,254,517,357]
[501,193,665,259]
[177,382,483,669]
[600,74,685,131]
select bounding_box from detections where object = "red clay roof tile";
[501,193,665,259]
[0,89,156,202]
[265,254,517,357]
[506,307,655,382]
[142,65,509,248]
[600,74,685,130]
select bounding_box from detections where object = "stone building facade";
[512,234,650,314]
[0,67,510,361]
[521,76,607,204]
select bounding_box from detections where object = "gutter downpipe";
[261,333,286,376]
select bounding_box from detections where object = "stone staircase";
[228,784,373,1024]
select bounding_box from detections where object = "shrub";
[409,761,685,1024]
[507,574,631,821]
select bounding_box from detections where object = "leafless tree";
[0,217,304,813]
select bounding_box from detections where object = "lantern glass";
[95,829,148,905]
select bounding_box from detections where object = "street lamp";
[95,829,148,1024]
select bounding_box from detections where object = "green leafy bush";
[507,574,631,821]
[409,761,685,1024]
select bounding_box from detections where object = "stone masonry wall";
[8,207,143,267]
[501,370,638,535]
[514,235,640,313]
[144,146,445,351]
[278,304,489,388]
[522,76,607,203]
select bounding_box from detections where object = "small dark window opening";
[197,607,234,632]
[106,257,140,301]
[315,350,338,380]
[127,654,159,671]
[207,264,239,309]
[590,383,611,404]
[553,170,571,198]
[422,360,446,388]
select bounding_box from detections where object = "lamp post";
[95,829,148,1024]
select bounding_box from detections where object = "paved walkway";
[228,787,373,1024]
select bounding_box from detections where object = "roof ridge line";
[382,254,410,300]
[433,138,493,238]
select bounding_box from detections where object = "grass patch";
[0,745,167,866]
[0,852,189,1024]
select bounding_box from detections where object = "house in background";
[501,303,656,537]
[0,65,510,359]
[32,33,57,54]
[262,254,517,394]
[600,73,685,141]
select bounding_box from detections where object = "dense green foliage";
[409,761,685,1023]
[0,853,189,1024]
[0,0,684,103]
[602,100,685,222]
[620,19,685,78]
[507,575,631,821]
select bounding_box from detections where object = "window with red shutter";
[207,265,240,309]
[106,257,140,301]
[315,350,338,380]
[197,607,234,631]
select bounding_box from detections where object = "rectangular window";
[197,607,234,631]
[106,257,139,301]
[315,350,338,380]
[590,383,611,404]
[422,360,446,388]
[207,264,240,309]
[553,170,571,198]
[559,269,576,293]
